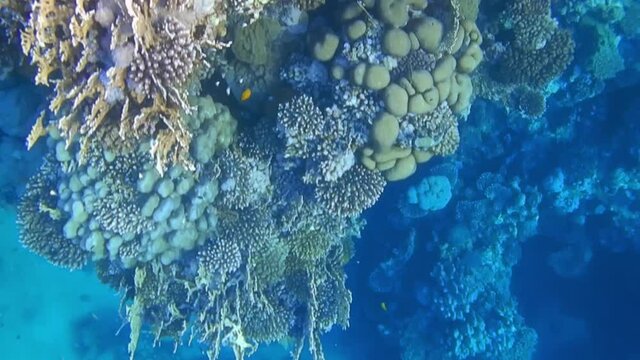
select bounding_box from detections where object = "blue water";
[1,0,640,359]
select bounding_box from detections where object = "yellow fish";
[240,88,252,102]
[380,302,388,312]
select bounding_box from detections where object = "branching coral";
[400,102,459,153]
[241,291,295,343]
[11,1,495,359]
[21,0,233,173]
[216,147,271,210]
[197,237,242,279]
[498,29,575,88]
[515,88,546,118]
[315,164,386,217]
[277,93,365,184]
[89,149,153,236]
[496,0,575,88]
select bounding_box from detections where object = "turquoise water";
[0,206,120,359]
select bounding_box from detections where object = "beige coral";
[21,0,237,174]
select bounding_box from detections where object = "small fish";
[240,88,252,102]
[380,302,388,312]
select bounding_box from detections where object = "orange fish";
[240,88,252,102]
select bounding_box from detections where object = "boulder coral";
[328,0,485,181]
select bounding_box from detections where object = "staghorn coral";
[128,17,202,103]
[431,125,460,157]
[400,102,459,152]
[512,14,557,52]
[277,94,325,159]
[391,49,437,79]
[249,235,289,289]
[217,207,277,251]
[92,187,152,236]
[17,158,89,269]
[314,266,352,331]
[287,224,333,264]
[89,149,153,237]
[315,165,386,217]
[506,0,551,19]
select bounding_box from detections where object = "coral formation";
[315,164,386,217]
[20,0,249,173]
[17,158,88,269]
[328,0,486,181]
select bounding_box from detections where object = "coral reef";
[10,0,640,359]
[384,168,540,360]
[494,0,575,88]
[17,158,89,269]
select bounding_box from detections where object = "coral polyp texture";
[20,0,242,173]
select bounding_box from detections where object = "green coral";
[197,237,242,278]
[231,17,283,66]
[496,0,575,88]
[216,147,271,210]
[314,267,352,331]
[250,235,289,289]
